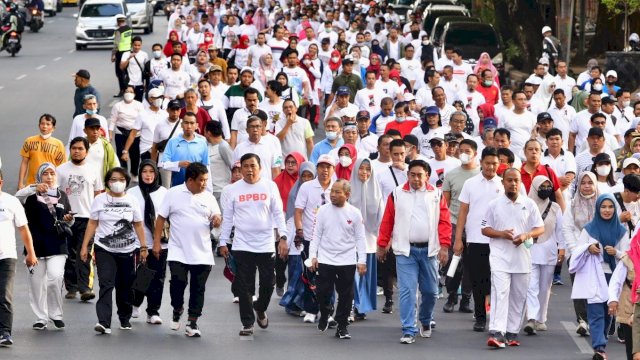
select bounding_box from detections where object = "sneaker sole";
[487,338,505,348]
[507,341,520,347]
[0,342,13,347]
[524,325,536,335]
[186,331,201,337]
[576,326,588,336]
[400,338,415,344]
[94,325,111,334]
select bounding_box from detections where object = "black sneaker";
[443,299,455,313]
[185,321,201,337]
[317,315,329,332]
[33,322,47,330]
[335,327,351,339]
[327,317,338,329]
[473,319,486,332]
[0,333,13,347]
[239,325,254,336]
[382,300,393,314]
[119,320,132,330]
[459,296,473,313]
[52,320,65,330]
[255,310,269,329]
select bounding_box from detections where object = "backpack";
[15,14,25,34]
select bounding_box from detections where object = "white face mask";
[123,93,135,102]
[593,84,603,91]
[422,40,429,45]
[153,98,163,108]
[153,50,162,59]
[331,56,339,62]
[459,153,473,165]
[326,131,338,141]
[623,100,631,107]
[40,132,52,140]
[395,116,405,123]
[596,165,611,177]
[339,156,352,167]
[109,181,127,194]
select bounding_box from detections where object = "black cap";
[321,37,330,44]
[588,127,604,138]
[593,152,611,164]
[537,112,553,122]
[403,134,419,148]
[75,69,90,79]
[356,110,370,121]
[601,96,615,105]
[167,99,182,109]
[253,109,268,122]
[84,118,101,128]
[444,133,458,143]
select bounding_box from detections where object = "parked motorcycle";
[28,7,43,32]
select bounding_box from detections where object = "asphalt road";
[0,10,628,359]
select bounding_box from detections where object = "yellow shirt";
[20,135,67,185]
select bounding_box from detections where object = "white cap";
[538,57,549,65]
[404,93,415,102]
[528,76,542,85]
[623,157,640,168]
[541,26,552,35]
[115,14,126,20]
[240,66,254,75]
[342,106,359,118]
[148,88,163,98]
[606,70,618,78]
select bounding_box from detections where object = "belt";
[409,242,429,248]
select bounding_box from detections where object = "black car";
[422,4,469,34]
[430,15,477,45]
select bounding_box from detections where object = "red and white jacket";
[377,181,452,257]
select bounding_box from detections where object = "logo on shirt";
[347,219,352,225]
[238,193,268,202]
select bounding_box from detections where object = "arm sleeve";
[219,188,233,246]
[377,193,396,247]
[309,208,322,259]
[354,211,367,265]
[555,210,566,250]
[270,183,287,236]
[607,261,627,304]
[437,192,452,247]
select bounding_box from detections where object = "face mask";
[303,59,311,65]
[86,109,96,115]
[483,80,492,87]
[123,93,135,102]
[325,27,331,33]
[422,40,429,45]
[109,181,127,194]
[523,237,534,249]
[582,192,596,199]
[459,153,472,165]
[623,100,631,107]
[596,165,611,177]
[339,156,352,167]
[593,84,603,91]
[537,188,553,200]
[40,132,52,140]
[326,131,338,141]
[396,116,405,123]
[153,50,162,59]
[331,56,339,62]
[153,98,163,108]
[205,36,212,42]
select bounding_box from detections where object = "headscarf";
[527,175,559,244]
[572,171,599,229]
[530,77,556,113]
[473,51,499,86]
[36,162,56,184]
[335,144,357,181]
[257,53,276,87]
[274,152,305,213]
[329,49,342,72]
[299,53,317,89]
[349,158,383,233]
[367,53,381,78]
[138,160,161,233]
[164,30,187,57]
[477,103,495,134]
[198,30,214,51]
[235,35,250,50]
[584,193,627,272]
[285,162,317,221]
[571,90,589,112]
[297,21,312,39]
[370,39,386,61]
[628,231,640,302]
[253,8,267,31]
[389,69,403,86]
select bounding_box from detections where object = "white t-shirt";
[248,44,271,69]
[57,162,101,218]
[411,126,451,159]
[134,108,166,154]
[310,203,366,266]
[376,165,408,202]
[87,140,106,189]
[221,25,241,49]
[121,50,149,86]
[233,137,283,180]
[0,192,28,260]
[398,58,422,84]
[158,184,220,265]
[259,99,286,134]
[570,109,618,150]
[159,69,191,100]
[200,97,230,139]
[281,66,310,98]
[427,157,462,187]
[451,62,473,83]
[153,118,183,149]
[129,185,168,249]
[547,104,576,149]
[274,116,313,159]
[295,178,334,241]
[90,193,143,254]
[458,173,505,244]
[377,79,402,100]
[502,110,537,157]
[354,87,386,116]
[267,38,289,67]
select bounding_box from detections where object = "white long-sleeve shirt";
[219,177,286,253]
[310,203,366,266]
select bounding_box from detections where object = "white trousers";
[28,255,67,323]
[526,264,555,323]
[489,271,529,334]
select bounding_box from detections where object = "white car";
[75,0,129,50]
[43,0,63,16]
[125,0,154,34]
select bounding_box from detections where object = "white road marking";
[561,321,593,354]
[68,49,75,54]
[53,57,62,62]
[36,65,46,70]
[16,74,27,80]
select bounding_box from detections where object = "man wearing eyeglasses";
[160,112,209,187]
[576,113,619,154]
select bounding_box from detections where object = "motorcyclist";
[1,2,19,49]
[27,0,44,23]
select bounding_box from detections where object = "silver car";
[75,0,129,50]
[125,0,154,34]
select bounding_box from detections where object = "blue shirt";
[309,138,344,164]
[161,134,209,186]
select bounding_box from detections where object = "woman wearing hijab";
[530,78,556,115]
[277,72,301,107]
[279,162,317,316]
[228,34,251,68]
[335,144,357,181]
[571,89,589,113]
[370,39,387,62]
[570,193,627,360]
[300,53,321,126]
[523,176,565,335]
[349,158,383,320]
[197,30,214,52]
[274,152,305,215]
[164,30,187,57]
[252,8,268,32]
[17,163,73,330]
[473,52,500,88]
[256,53,277,89]
[477,103,496,135]
[367,53,382,78]
[128,160,168,324]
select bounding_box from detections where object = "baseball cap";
[240,66,254,75]
[316,154,335,167]
[444,133,458,143]
[403,134,419,148]
[429,136,444,144]
[337,86,350,96]
[116,14,126,20]
[74,69,90,79]
[606,70,618,78]
[537,112,553,122]
[424,106,439,115]
[623,157,640,169]
[404,93,415,102]
[356,110,370,121]
[207,44,219,51]
[84,118,101,128]
[148,88,163,98]
[341,106,358,119]
[538,57,549,65]
[167,99,182,109]
[588,127,604,138]
[593,152,611,164]
[209,64,222,72]
[321,37,330,44]
[342,54,354,64]
[483,117,498,129]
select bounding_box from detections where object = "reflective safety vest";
[117,26,132,52]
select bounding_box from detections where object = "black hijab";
[138,159,161,233]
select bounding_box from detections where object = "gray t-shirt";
[442,166,480,224]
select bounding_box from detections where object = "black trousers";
[621,323,633,360]
[0,259,16,336]
[115,51,127,93]
[444,223,472,298]
[275,241,287,289]
[95,247,135,328]
[132,249,167,316]
[114,133,140,174]
[567,257,588,323]
[168,261,211,319]
[377,250,396,301]
[64,217,93,293]
[232,250,275,327]
[464,242,490,322]
[317,263,356,329]
[133,85,145,102]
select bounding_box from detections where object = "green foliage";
[601,0,640,16]
[504,39,522,63]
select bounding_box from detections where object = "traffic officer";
[112,14,132,98]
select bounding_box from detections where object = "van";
[422,4,469,34]
[75,0,129,50]
[430,15,477,46]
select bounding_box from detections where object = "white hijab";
[349,158,384,233]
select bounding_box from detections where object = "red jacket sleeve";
[377,193,396,248]
[438,193,452,248]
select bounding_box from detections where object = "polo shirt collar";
[544,148,564,157]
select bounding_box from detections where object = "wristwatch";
[280,236,287,242]
[122,150,129,154]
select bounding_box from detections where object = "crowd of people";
[3,1,640,359]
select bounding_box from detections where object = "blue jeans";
[396,246,439,336]
[586,272,612,352]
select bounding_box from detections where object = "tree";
[601,0,640,50]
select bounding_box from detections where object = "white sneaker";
[147,315,163,325]
[377,286,384,296]
[185,323,201,337]
[303,313,316,323]
[232,297,239,303]
[131,306,140,319]
[536,322,547,331]
[252,295,257,302]
[94,323,112,335]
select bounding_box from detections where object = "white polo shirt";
[157,184,220,265]
[233,137,283,180]
[0,192,28,260]
[481,194,544,273]
[570,109,618,150]
[458,173,504,244]
[502,110,536,157]
[376,165,408,202]
[294,178,334,242]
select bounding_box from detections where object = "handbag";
[132,263,157,293]
[42,191,73,238]
[156,119,181,152]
